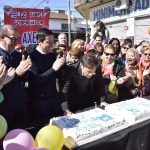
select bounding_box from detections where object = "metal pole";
[86,19,88,33]
[68,0,71,46]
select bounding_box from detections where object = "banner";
[4,5,50,44]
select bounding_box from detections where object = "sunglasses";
[144,53,150,56]
[3,34,18,42]
[122,47,129,50]
[87,49,95,53]
[105,52,115,57]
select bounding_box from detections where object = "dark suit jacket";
[0,47,27,109]
[62,61,106,112]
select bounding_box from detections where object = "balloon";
[0,91,4,103]
[108,80,118,96]
[32,148,48,150]
[148,27,150,34]
[35,125,64,150]
[3,129,35,150]
[33,149,47,150]
[0,115,7,139]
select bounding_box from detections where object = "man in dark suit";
[0,24,32,130]
[61,53,106,115]
[28,28,66,121]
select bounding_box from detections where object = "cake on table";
[105,97,150,125]
[50,108,127,146]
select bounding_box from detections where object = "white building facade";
[49,11,85,42]
[89,0,150,44]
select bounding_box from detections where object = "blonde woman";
[71,39,85,53]
[140,46,150,96]
[117,48,142,99]
[66,39,85,65]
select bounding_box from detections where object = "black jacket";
[0,48,27,109]
[62,61,105,112]
[28,50,58,101]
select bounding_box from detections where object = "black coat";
[0,48,27,109]
[62,62,105,112]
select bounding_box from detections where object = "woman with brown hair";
[101,44,124,107]
[66,39,84,65]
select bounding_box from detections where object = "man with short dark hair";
[61,53,106,115]
[28,28,65,121]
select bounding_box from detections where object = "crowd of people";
[0,21,150,135]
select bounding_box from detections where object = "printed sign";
[4,5,50,44]
[90,0,150,21]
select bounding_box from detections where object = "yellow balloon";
[35,125,64,150]
[108,80,118,96]
[0,115,7,139]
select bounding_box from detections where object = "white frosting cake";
[106,97,150,125]
[51,108,127,146]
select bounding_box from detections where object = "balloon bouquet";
[1,91,64,150]
[3,125,64,150]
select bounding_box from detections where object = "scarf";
[139,57,150,96]
[140,57,150,70]
[125,61,142,87]
[125,61,143,96]
[102,60,114,77]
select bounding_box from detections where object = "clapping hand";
[16,55,32,76]
[110,75,117,81]
[0,56,15,88]
[117,75,130,84]
[117,78,125,84]
[3,67,15,85]
[0,57,6,89]
[0,63,6,79]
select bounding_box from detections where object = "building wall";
[49,19,76,31]
[135,16,150,44]
[89,0,150,44]
[90,0,150,22]
[106,20,126,42]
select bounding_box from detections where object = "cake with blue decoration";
[51,108,127,146]
[106,97,150,125]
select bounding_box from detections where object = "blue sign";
[96,114,113,122]
[93,0,150,20]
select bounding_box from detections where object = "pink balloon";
[32,148,48,150]
[3,129,35,150]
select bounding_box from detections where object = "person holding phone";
[28,28,65,121]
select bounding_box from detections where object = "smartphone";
[59,51,64,57]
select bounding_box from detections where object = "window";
[62,24,68,30]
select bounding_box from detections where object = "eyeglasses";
[105,52,115,57]
[144,53,150,56]
[3,34,18,42]
[16,47,25,51]
[89,49,95,53]
[122,47,129,50]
